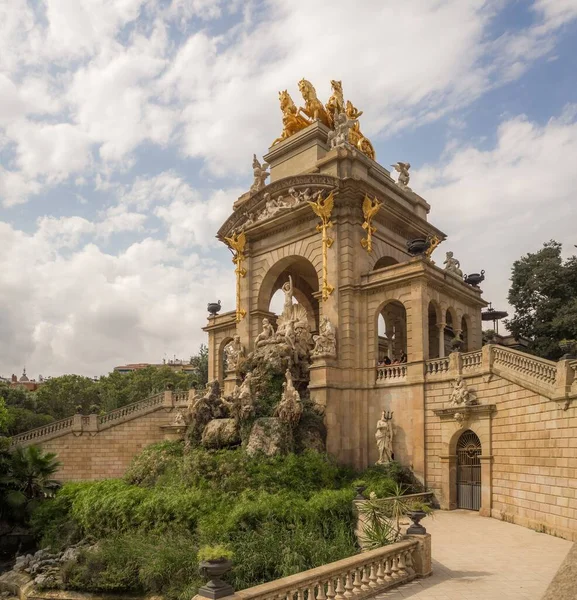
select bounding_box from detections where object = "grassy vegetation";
[32,444,423,600]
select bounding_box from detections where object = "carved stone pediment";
[433,404,496,421]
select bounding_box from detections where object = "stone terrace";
[376,510,571,600]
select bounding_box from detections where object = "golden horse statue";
[325,79,345,128]
[272,90,311,145]
[345,100,375,160]
[297,79,331,128]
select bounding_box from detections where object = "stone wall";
[423,347,577,542]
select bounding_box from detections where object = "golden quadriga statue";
[272,79,375,160]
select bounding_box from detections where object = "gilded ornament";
[325,80,345,127]
[272,90,310,145]
[297,79,331,127]
[224,230,247,323]
[308,191,335,301]
[424,235,441,262]
[360,194,382,253]
[345,100,375,160]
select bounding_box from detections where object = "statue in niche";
[312,316,337,357]
[255,318,276,347]
[224,335,245,372]
[282,275,294,317]
[444,251,463,277]
[274,369,303,427]
[391,162,411,189]
[449,376,474,407]
[250,155,269,194]
[375,411,394,465]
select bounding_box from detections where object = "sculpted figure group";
[273,79,375,160]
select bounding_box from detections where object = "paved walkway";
[376,510,572,600]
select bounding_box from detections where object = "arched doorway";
[377,301,407,364]
[456,430,481,510]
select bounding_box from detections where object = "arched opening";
[258,256,320,331]
[456,430,481,510]
[444,308,456,356]
[373,256,399,270]
[218,336,234,384]
[461,315,469,352]
[428,301,441,358]
[377,300,407,365]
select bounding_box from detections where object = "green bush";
[124,440,184,486]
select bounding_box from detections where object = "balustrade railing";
[425,357,449,375]
[461,350,482,371]
[232,539,419,600]
[99,392,166,425]
[492,346,557,386]
[173,390,189,404]
[11,417,74,445]
[376,364,407,382]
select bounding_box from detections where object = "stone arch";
[369,238,408,270]
[373,256,399,270]
[218,335,234,384]
[428,300,442,359]
[256,254,320,330]
[375,298,408,364]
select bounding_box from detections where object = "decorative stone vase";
[354,485,367,500]
[559,339,577,359]
[450,337,464,352]
[406,238,430,256]
[464,270,485,286]
[406,510,427,535]
[207,301,222,316]
[198,559,234,600]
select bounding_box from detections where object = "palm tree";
[0,445,61,522]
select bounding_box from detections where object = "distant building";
[114,359,198,375]
[9,368,44,392]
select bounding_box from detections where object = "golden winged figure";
[224,230,247,255]
[362,195,381,227]
[307,191,334,222]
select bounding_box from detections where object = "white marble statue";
[312,316,337,357]
[172,411,186,426]
[224,335,245,372]
[327,109,356,150]
[274,369,303,427]
[255,318,276,347]
[444,251,463,277]
[250,154,269,194]
[391,162,411,189]
[449,376,473,407]
[375,411,394,465]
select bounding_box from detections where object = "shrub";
[197,544,234,562]
[124,440,184,487]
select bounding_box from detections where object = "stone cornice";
[433,404,497,420]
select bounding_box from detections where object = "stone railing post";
[87,413,99,434]
[448,351,462,376]
[481,343,494,373]
[555,359,575,398]
[163,389,175,408]
[407,533,432,578]
[71,413,83,434]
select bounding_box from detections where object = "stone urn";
[559,339,577,359]
[406,238,430,256]
[207,300,222,316]
[464,270,485,287]
[198,559,234,600]
[406,510,427,535]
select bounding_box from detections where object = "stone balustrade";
[220,538,429,600]
[376,364,407,383]
[491,346,557,386]
[11,390,178,447]
[425,358,450,376]
[461,350,482,371]
[10,416,75,445]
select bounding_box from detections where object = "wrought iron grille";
[457,430,481,510]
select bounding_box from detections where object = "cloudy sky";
[1,0,577,379]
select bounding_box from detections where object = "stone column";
[436,323,446,358]
[479,455,493,517]
[408,533,432,578]
[440,454,457,509]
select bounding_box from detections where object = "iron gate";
[456,430,481,510]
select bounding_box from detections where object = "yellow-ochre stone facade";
[12,82,577,542]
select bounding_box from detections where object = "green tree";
[189,344,208,389]
[5,408,55,436]
[505,240,577,360]
[0,445,61,523]
[35,375,101,419]
[0,382,36,411]
[0,398,9,433]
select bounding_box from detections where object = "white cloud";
[413,105,577,320]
